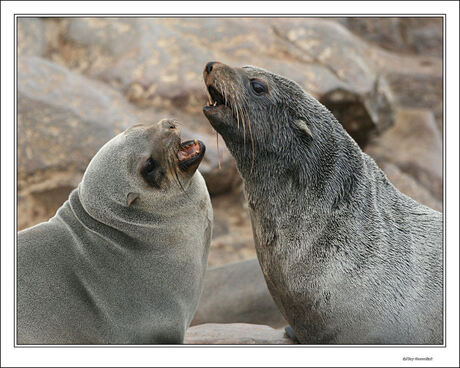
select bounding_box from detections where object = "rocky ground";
[17,17,443,343]
[185,323,293,344]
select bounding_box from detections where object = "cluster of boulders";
[18,17,442,344]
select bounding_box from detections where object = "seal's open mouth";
[177,139,206,172]
[204,86,230,110]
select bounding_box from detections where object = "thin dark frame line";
[13,13,447,349]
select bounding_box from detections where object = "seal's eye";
[141,158,164,188]
[144,158,158,173]
[250,80,266,95]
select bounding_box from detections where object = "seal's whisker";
[227,83,240,131]
[234,96,241,131]
[164,145,182,193]
[235,105,240,130]
[216,129,222,170]
[239,102,248,156]
[236,93,247,147]
[246,116,256,173]
[222,83,232,123]
[224,82,238,131]
[170,154,187,194]
[230,84,240,130]
[240,96,255,173]
[237,94,251,162]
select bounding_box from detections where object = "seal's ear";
[126,192,140,207]
[294,120,312,138]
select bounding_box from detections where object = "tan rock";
[185,323,293,344]
[379,163,442,212]
[192,259,286,328]
[54,18,397,146]
[339,17,442,57]
[18,18,45,57]
[207,191,255,267]
[385,73,443,130]
[365,108,442,202]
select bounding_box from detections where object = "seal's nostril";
[205,62,216,74]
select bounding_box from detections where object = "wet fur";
[203,64,443,344]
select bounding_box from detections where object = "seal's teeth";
[213,101,217,106]
[194,139,198,144]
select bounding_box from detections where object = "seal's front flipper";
[284,325,300,343]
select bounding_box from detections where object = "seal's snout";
[203,61,226,87]
[157,119,205,174]
[202,61,236,130]
[203,61,232,112]
[159,118,179,131]
[157,118,181,144]
[203,61,220,82]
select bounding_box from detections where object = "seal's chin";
[203,85,234,128]
[177,139,206,174]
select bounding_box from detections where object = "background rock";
[376,162,441,212]
[385,73,443,130]
[18,56,138,228]
[192,258,286,328]
[46,18,399,147]
[207,190,255,266]
[365,108,442,203]
[339,17,443,57]
[18,18,46,58]
[185,323,293,344]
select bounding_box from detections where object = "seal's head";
[202,62,325,172]
[202,61,363,205]
[79,119,207,227]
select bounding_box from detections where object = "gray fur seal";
[202,62,443,344]
[17,119,213,344]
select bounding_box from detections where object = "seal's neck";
[76,172,208,242]
[62,185,197,251]
[229,121,365,215]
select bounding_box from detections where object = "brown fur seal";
[202,61,443,344]
[17,119,213,344]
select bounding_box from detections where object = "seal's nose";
[204,61,224,86]
[158,119,179,133]
[205,61,216,75]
